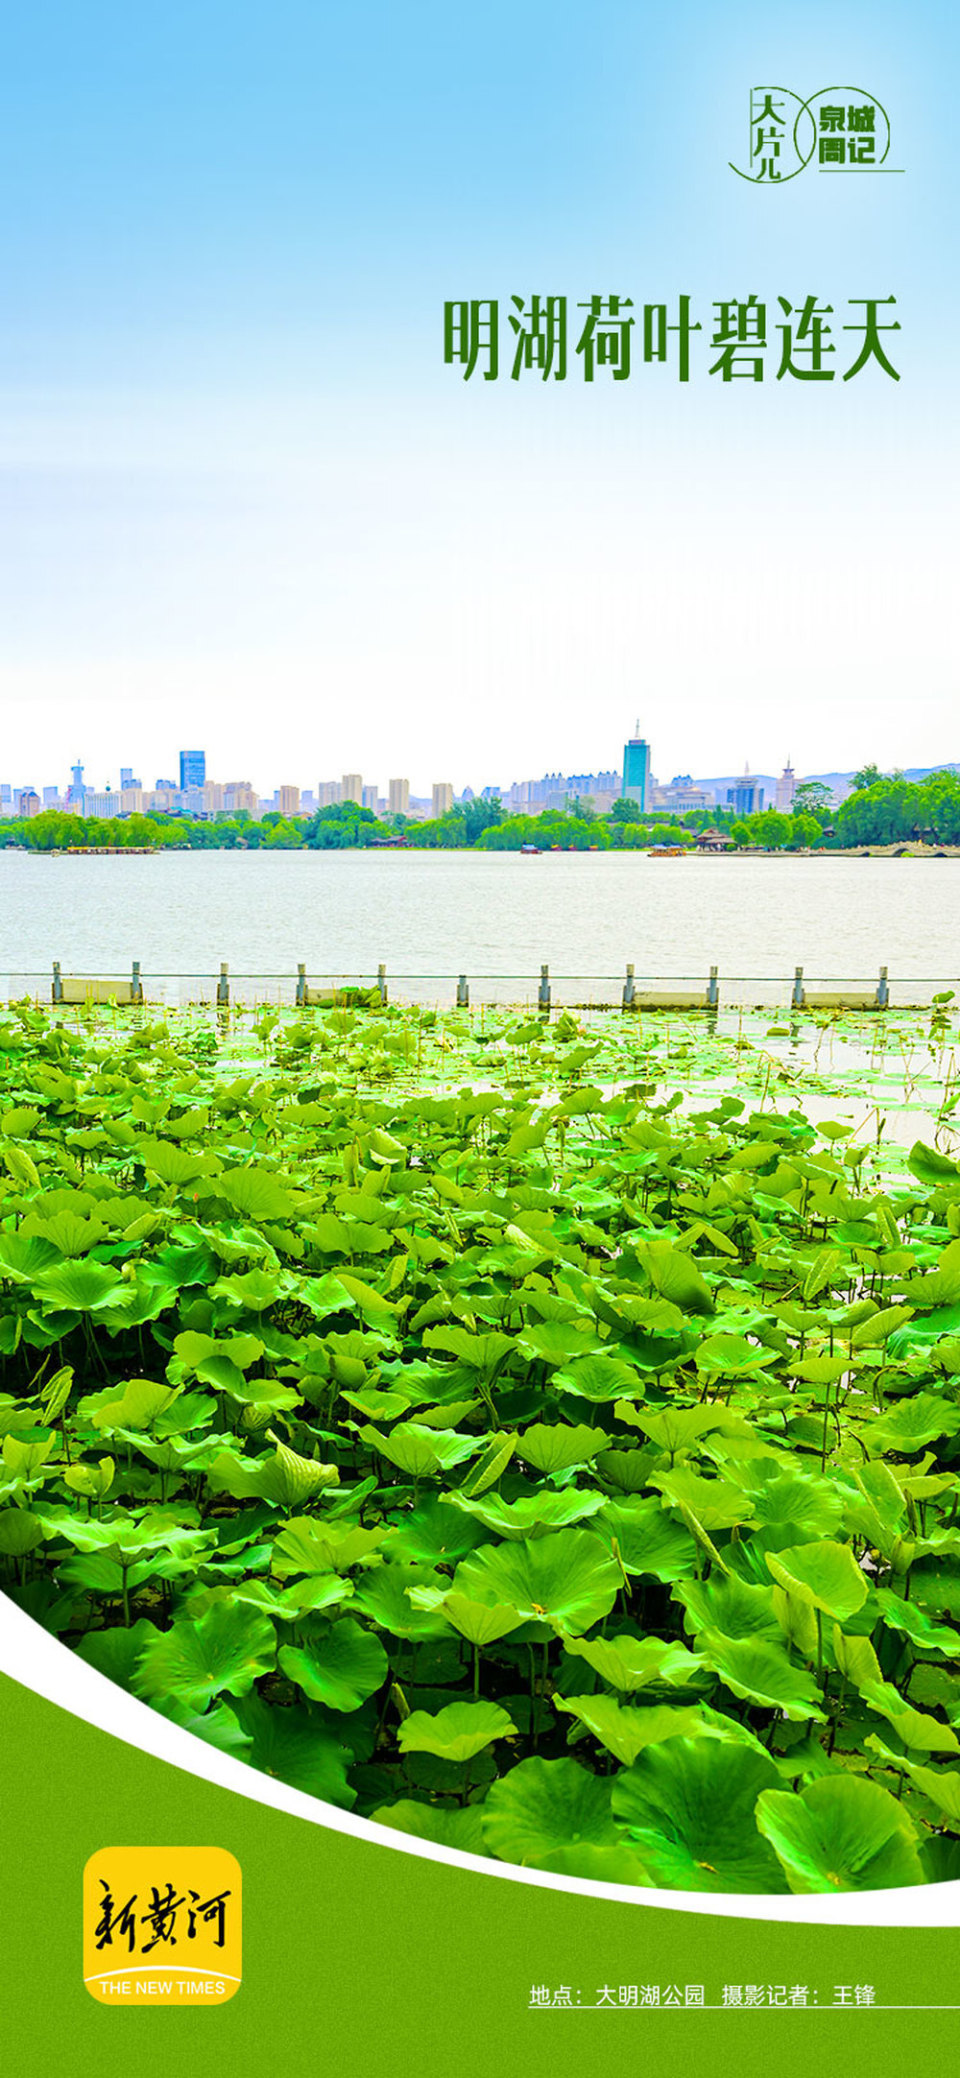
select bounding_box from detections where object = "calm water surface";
[1,850,958,1001]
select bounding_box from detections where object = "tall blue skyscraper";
[179,749,206,790]
[621,725,650,809]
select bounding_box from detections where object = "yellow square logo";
[83,1847,242,2005]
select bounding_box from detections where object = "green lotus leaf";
[231,1574,351,1619]
[651,1467,755,1534]
[631,1405,732,1455]
[875,1588,960,1659]
[482,1757,618,1864]
[0,1508,47,1557]
[455,1529,620,1635]
[764,1540,868,1622]
[76,1618,162,1690]
[138,1138,212,1185]
[0,1234,62,1282]
[62,1456,115,1501]
[457,1431,516,1497]
[862,1394,960,1455]
[444,1486,606,1539]
[218,1167,298,1220]
[553,1354,646,1404]
[878,1754,960,1828]
[279,1617,389,1712]
[261,1435,340,1507]
[639,1243,714,1316]
[699,1630,827,1722]
[674,1574,782,1643]
[694,1334,778,1378]
[32,1260,124,1313]
[852,1306,916,1349]
[859,1679,960,1753]
[611,1738,786,1893]
[591,1497,697,1583]
[23,1209,108,1257]
[725,1461,844,1541]
[755,1776,924,1893]
[359,1422,478,1479]
[211,1268,285,1312]
[517,1423,609,1476]
[562,1630,705,1693]
[381,1495,490,1566]
[406,1587,525,1647]
[271,1516,387,1577]
[135,1603,277,1711]
[907,1142,960,1187]
[371,1801,485,1853]
[233,1695,355,1808]
[355,1562,455,1645]
[517,1322,603,1365]
[556,1694,765,1768]
[3,1430,55,1479]
[831,1627,883,1690]
[398,1701,517,1763]
[90,1378,180,1433]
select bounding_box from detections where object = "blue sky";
[0,1,954,795]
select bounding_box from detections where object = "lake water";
[2,850,958,1007]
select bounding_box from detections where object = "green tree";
[792,781,833,820]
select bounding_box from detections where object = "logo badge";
[730,86,899,182]
[83,1847,242,2005]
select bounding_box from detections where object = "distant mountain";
[692,764,960,801]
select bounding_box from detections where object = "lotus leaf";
[755,1776,924,1892]
[455,1530,621,1635]
[611,1738,787,1892]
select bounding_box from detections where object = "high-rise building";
[432,782,454,817]
[317,780,342,808]
[341,773,363,804]
[727,767,765,817]
[120,787,144,814]
[278,785,301,817]
[16,790,40,817]
[202,782,224,814]
[179,749,206,790]
[622,724,651,809]
[775,762,796,812]
[71,761,84,793]
[362,786,379,810]
[224,781,256,815]
[388,778,410,815]
[120,766,140,790]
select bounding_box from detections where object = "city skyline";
[3,736,954,824]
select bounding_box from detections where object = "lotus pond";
[6,996,960,1894]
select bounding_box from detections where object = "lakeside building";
[652,774,711,812]
[622,726,651,809]
[224,781,257,814]
[727,768,765,816]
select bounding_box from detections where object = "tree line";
[2,768,958,853]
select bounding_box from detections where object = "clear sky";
[0,1,954,796]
